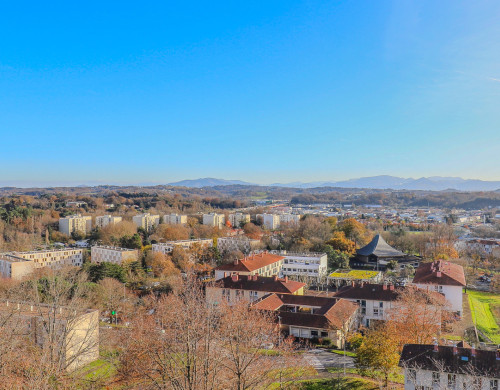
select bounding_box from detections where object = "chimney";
[224,272,227,278]
[471,344,476,357]
[273,275,278,281]
[231,274,239,282]
[453,344,458,355]
[389,284,394,291]
[351,281,355,287]
[234,259,239,265]
[284,276,288,283]
[433,341,438,353]
[436,271,442,278]
[383,283,387,290]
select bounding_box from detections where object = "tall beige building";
[163,214,187,225]
[59,214,92,236]
[95,215,122,228]
[228,213,250,228]
[91,246,138,265]
[132,213,160,232]
[202,213,225,228]
[0,248,84,279]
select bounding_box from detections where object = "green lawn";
[468,290,500,343]
[328,349,357,358]
[269,377,379,390]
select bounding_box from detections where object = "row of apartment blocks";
[0,245,142,279]
[59,212,251,236]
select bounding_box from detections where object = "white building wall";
[403,367,496,390]
[280,253,328,279]
[414,283,463,315]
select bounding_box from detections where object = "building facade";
[91,246,138,265]
[399,344,499,390]
[0,248,84,279]
[162,214,188,225]
[95,215,122,229]
[276,251,328,280]
[152,239,213,255]
[228,213,250,228]
[217,236,261,255]
[59,215,92,236]
[202,213,225,228]
[132,213,160,232]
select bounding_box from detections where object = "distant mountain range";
[168,176,500,191]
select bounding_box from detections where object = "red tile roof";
[252,293,358,330]
[412,260,466,287]
[214,275,305,294]
[215,252,284,273]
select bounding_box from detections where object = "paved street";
[303,349,355,372]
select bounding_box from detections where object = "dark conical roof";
[356,234,406,257]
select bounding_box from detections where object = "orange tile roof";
[215,252,284,273]
[412,260,466,287]
[215,275,305,294]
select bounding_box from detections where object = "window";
[373,307,379,316]
[491,379,499,390]
[311,330,318,337]
[407,369,416,384]
[320,331,328,337]
[432,371,440,385]
[447,373,456,387]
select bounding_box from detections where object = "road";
[303,349,355,372]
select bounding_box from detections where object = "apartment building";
[132,213,160,232]
[0,301,99,371]
[258,214,280,230]
[279,214,301,225]
[152,239,213,255]
[228,213,250,228]
[399,344,499,390]
[276,251,328,280]
[214,252,285,280]
[253,293,358,347]
[0,248,84,279]
[59,214,92,236]
[202,213,225,228]
[91,246,138,265]
[334,282,445,328]
[217,236,261,255]
[412,260,466,316]
[95,215,122,229]
[162,213,187,225]
[206,274,305,305]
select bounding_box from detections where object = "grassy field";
[269,377,380,390]
[468,290,500,343]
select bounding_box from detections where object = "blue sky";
[1,0,499,186]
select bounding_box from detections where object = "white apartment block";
[133,213,160,232]
[228,213,250,228]
[0,248,84,279]
[279,214,301,225]
[277,251,328,279]
[217,236,261,255]
[202,213,225,228]
[95,215,122,229]
[162,214,187,225]
[91,246,138,265]
[152,239,213,255]
[59,215,92,236]
[259,214,280,230]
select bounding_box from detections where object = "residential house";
[206,274,305,305]
[228,213,250,228]
[275,251,328,280]
[252,293,358,347]
[214,252,285,280]
[412,260,466,316]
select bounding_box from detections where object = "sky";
[1,0,499,186]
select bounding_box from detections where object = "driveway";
[303,349,355,372]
